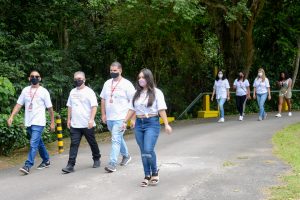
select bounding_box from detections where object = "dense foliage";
[0,0,299,154]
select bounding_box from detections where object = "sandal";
[141,176,151,187]
[151,170,160,185]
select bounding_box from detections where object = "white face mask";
[218,74,223,79]
[258,72,263,77]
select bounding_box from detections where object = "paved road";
[0,113,299,200]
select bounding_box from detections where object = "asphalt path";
[0,112,299,200]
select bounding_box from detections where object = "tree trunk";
[63,22,69,50]
[292,37,300,89]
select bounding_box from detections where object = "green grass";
[270,123,300,200]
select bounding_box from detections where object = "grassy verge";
[270,123,300,200]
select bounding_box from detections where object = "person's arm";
[247,87,251,99]
[211,88,215,101]
[48,107,55,132]
[226,79,230,100]
[288,78,292,89]
[253,87,256,99]
[159,110,172,134]
[268,87,271,100]
[122,109,136,130]
[67,106,72,129]
[101,99,106,124]
[88,106,97,129]
[7,104,22,126]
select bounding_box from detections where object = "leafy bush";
[0,77,15,114]
[0,114,27,156]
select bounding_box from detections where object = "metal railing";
[177,89,300,120]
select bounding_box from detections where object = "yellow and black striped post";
[56,115,64,154]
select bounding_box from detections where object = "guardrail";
[177,89,300,120]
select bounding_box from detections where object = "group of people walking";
[7,62,172,187]
[211,68,293,122]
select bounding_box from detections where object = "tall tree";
[201,0,265,79]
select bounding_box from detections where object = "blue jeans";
[217,98,227,118]
[257,93,268,118]
[134,117,160,177]
[107,120,129,166]
[25,125,49,168]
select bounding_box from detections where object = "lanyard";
[30,86,39,104]
[110,78,122,101]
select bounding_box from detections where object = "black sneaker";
[120,155,131,166]
[104,164,117,173]
[93,160,101,168]
[62,164,74,174]
[19,166,30,175]
[37,161,50,170]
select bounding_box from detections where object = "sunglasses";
[30,75,40,78]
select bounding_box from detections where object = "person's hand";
[268,95,271,100]
[50,122,55,132]
[253,94,256,100]
[165,124,172,134]
[67,119,71,129]
[7,117,13,127]
[247,95,251,100]
[88,120,94,129]
[101,115,107,124]
[211,96,214,101]
[130,119,136,129]
[120,122,127,131]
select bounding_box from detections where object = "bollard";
[56,115,64,154]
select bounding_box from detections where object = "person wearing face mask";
[211,70,230,123]
[275,72,292,117]
[62,71,101,173]
[7,70,55,175]
[122,68,172,187]
[233,72,251,121]
[100,61,135,173]
[253,68,271,121]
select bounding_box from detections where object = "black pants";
[236,95,247,116]
[68,127,101,166]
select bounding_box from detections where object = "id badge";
[28,103,33,112]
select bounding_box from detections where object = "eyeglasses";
[30,75,40,78]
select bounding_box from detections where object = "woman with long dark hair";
[233,71,251,121]
[122,68,172,187]
[275,71,292,117]
[211,70,230,122]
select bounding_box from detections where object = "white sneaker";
[238,116,243,121]
[275,113,282,117]
[218,118,225,123]
[288,112,292,117]
[240,116,243,121]
[263,113,268,120]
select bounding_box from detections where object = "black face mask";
[30,77,39,85]
[110,72,119,79]
[239,75,244,79]
[74,80,84,87]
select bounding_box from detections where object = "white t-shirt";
[129,88,167,116]
[100,78,135,120]
[233,79,250,96]
[17,86,53,127]
[67,86,98,128]
[253,78,270,94]
[213,79,230,99]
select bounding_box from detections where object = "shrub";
[0,114,27,156]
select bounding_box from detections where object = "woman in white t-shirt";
[275,71,292,117]
[122,68,172,187]
[253,68,271,121]
[211,70,230,123]
[233,71,251,121]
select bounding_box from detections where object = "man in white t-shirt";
[62,71,101,174]
[100,61,135,172]
[7,70,55,175]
